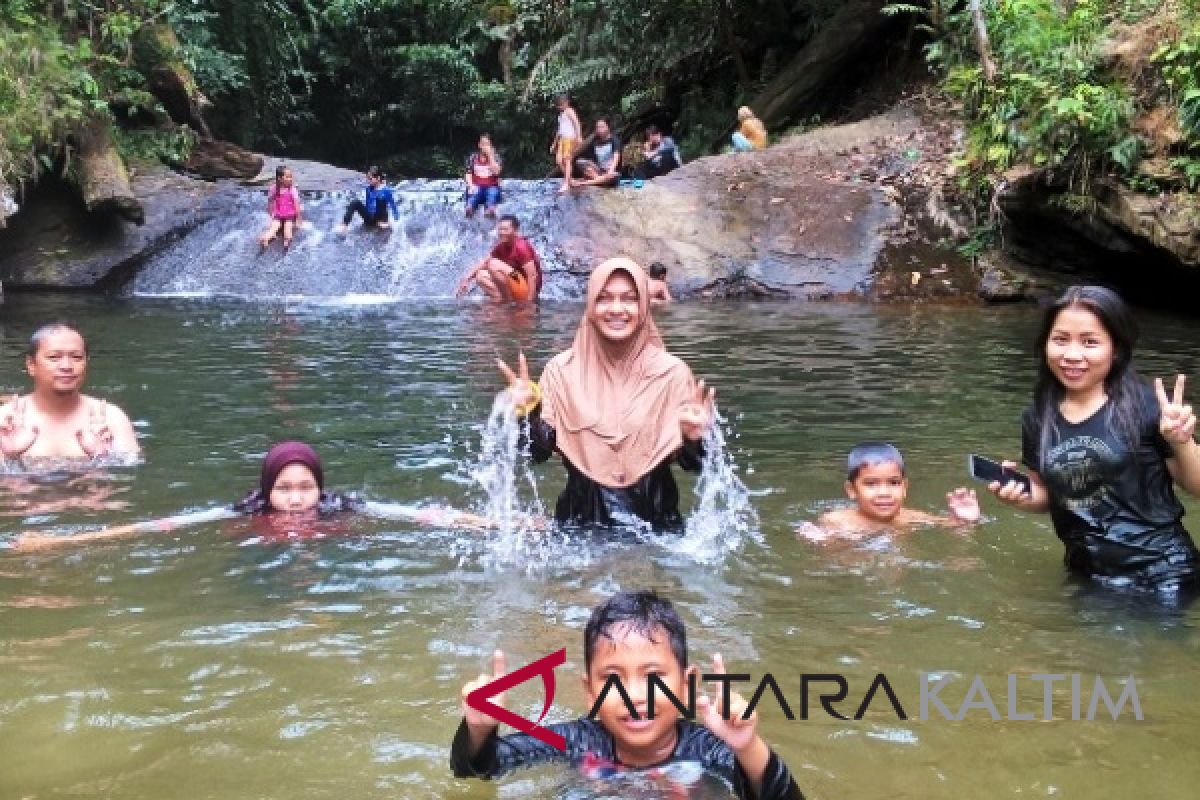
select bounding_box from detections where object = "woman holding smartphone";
[990,286,1200,597]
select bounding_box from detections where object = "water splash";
[127,180,579,300]
[676,408,762,563]
[463,393,581,570]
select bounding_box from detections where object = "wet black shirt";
[525,411,704,527]
[450,718,804,800]
[1021,385,1198,580]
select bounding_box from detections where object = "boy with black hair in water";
[798,442,980,542]
[451,590,804,799]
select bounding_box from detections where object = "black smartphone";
[968,454,1032,495]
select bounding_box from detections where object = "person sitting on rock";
[335,166,399,233]
[259,165,302,252]
[732,106,767,152]
[1,323,140,467]
[647,262,673,307]
[571,117,622,189]
[636,125,682,180]
[465,134,503,219]
[455,214,542,304]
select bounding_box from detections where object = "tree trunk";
[76,116,144,224]
[727,0,894,148]
[500,37,514,87]
[970,0,997,83]
[134,24,213,139]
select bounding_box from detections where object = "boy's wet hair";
[648,262,668,279]
[499,213,520,229]
[846,442,905,481]
[645,124,661,136]
[367,165,382,180]
[584,590,687,672]
[27,322,86,358]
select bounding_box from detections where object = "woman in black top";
[990,286,1200,594]
[496,258,714,528]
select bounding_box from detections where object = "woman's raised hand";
[679,380,716,442]
[1155,375,1196,447]
[496,353,538,413]
[0,395,39,459]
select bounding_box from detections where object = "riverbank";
[0,97,1174,303]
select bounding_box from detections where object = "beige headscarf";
[540,258,697,488]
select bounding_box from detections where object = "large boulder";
[0,168,234,290]
[184,139,264,181]
[552,115,917,298]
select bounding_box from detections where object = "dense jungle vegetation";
[1,1,1198,217]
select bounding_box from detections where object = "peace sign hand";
[679,380,715,442]
[1155,375,1196,448]
[0,395,39,459]
[697,653,759,754]
[76,399,114,459]
[496,353,538,413]
[461,649,508,735]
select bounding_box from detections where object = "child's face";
[269,463,321,514]
[280,170,293,186]
[845,461,908,523]
[583,623,694,765]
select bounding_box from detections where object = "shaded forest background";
[2,1,1199,217]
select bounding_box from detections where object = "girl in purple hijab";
[12,441,491,550]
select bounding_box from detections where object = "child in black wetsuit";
[450,590,804,799]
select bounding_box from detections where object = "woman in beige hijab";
[497,258,715,527]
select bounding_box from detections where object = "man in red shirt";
[455,215,542,304]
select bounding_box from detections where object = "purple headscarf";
[260,441,325,496]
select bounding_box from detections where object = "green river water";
[1,294,1197,799]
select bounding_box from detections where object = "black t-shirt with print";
[1021,384,1198,577]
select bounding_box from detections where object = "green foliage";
[1171,155,1200,189]
[1154,26,1200,137]
[0,1,209,195]
[910,1,1200,202]
[956,222,999,258]
[114,126,198,167]
[157,0,847,175]
[0,15,98,189]
[167,3,248,96]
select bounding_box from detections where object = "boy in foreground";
[451,590,803,799]
[799,442,980,541]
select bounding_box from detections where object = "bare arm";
[605,151,622,177]
[362,500,492,530]
[12,507,235,552]
[104,403,141,454]
[1167,441,1200,496]
[1156,376,1200,495]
